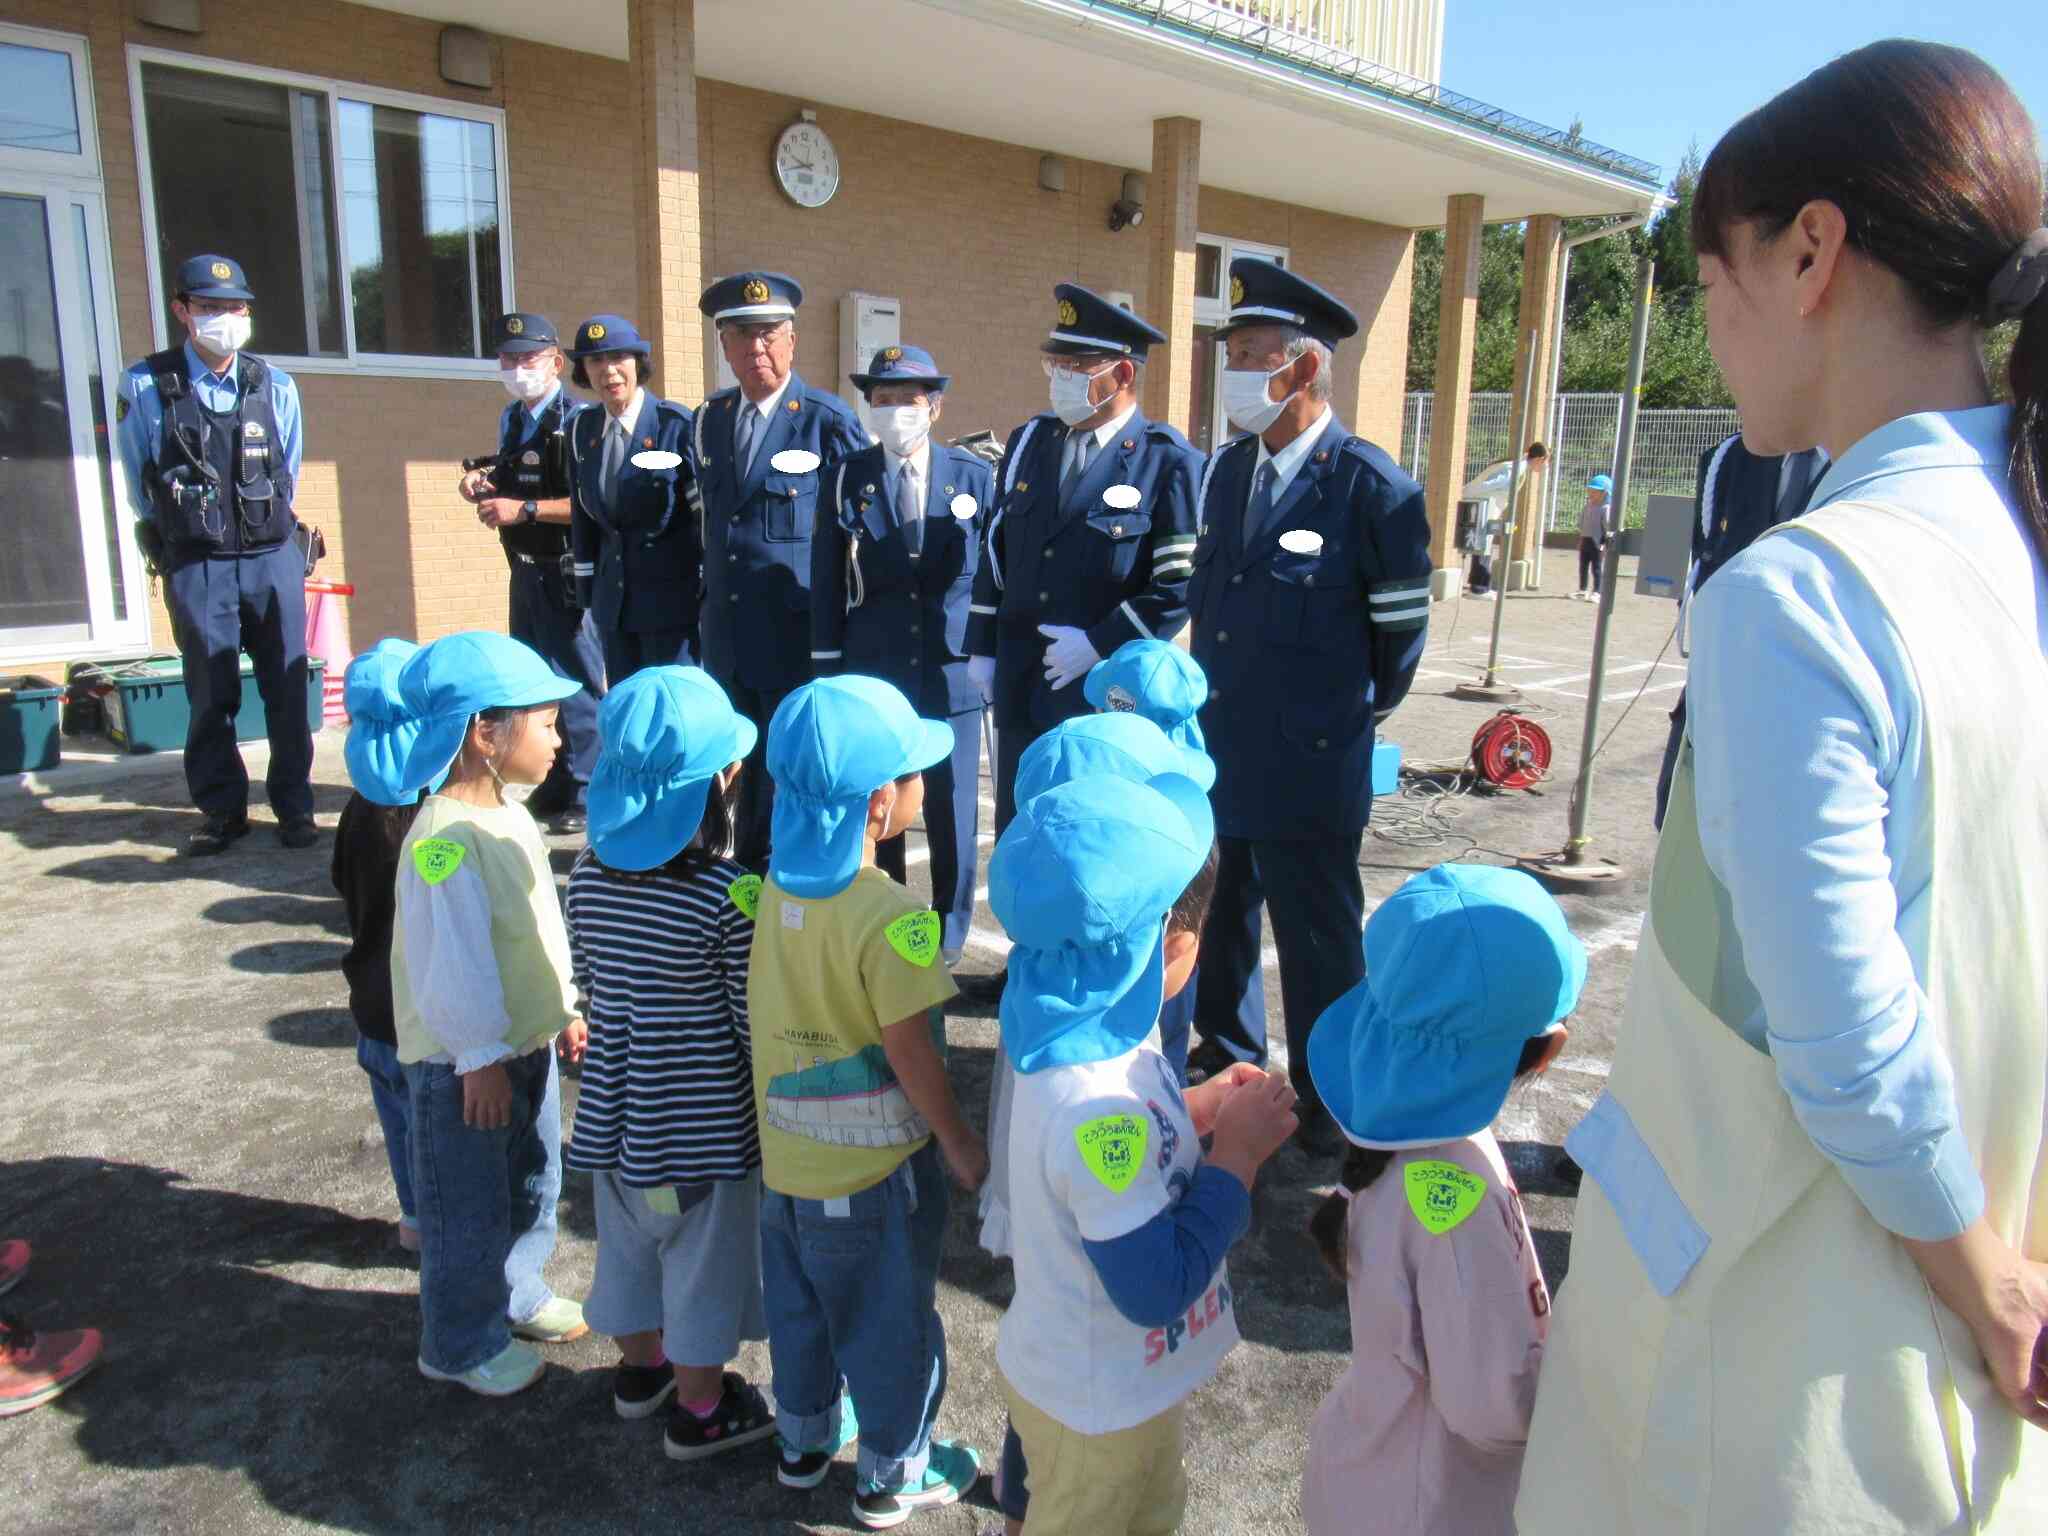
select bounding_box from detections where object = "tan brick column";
[631,0,708,404]
[1141,116,1201,434]
[1424,193,1484,594]
[1505,213,1562,585]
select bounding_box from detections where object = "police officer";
[459,313,602,834]
[811,345,993,965]
[116,254,313,856]
[1185,259,1433,1155]
[692,272,867,867]
[565,314,699,687]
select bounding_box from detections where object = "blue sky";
[1439,2,2038,190]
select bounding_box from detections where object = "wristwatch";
[521,500,538,523]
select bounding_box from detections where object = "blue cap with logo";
[1307,863,1585,1150]
[766,676,955,900]
[1587,473,1613,493]
[569,314,651,358]
[494,312,560,356]
[849,343,950,396]
[1216,258,1358,350]
[1042,283,1167,361]
[175,253,253,303]
[991,772,1215,1073]
[1014,711,1214,803]
[1083,639,1209,757]
[700,271,803,326]
[386,632,582,800]
[343,638,440,806]
[588,667,758,872]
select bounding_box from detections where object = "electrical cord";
[1564,617,1679,826]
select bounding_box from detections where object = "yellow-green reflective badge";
[1074,1113,1148,1193]
[644,1187,680,1216]
[728,873,763,921]
[1404,1160,1485,1235]
[884,910,941,968]
[412,838,466,886]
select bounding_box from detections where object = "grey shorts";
[585,1169,767,1367]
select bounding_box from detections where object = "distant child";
[1300,863,1584,1536]
[565,666,775,1460]
[333,639,428,1252]
[991,771,1297,1536]
[750,675,988,1528]
[346,630,589,1397]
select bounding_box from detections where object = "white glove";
[967,654,996,703]
[1038,625,1100,691]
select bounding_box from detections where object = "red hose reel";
[1470,711,1551,789]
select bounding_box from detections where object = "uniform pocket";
[1265,549,1354,647]
[1085,509,1152,582]
[1564,1090,1710,1297]
[765,474,816,542]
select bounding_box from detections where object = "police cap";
[1216,258,1358,349]
[569,314,651,357]
[1042,284,1166,361]
[848,343,950,396]
[494,312,560,355]
[699,271,803,326]
[175,254,254,303]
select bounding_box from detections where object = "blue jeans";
[760,1142,949,1491]
[356,1036,415,1222]
[405,1048,562,1374]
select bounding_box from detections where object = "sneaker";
[187,812,251,857]
[510,1296,587,1343]
[664,1371,777,1461]
[396,1219,421,1254]
[418,1340,544,1397]
[0,1240,27,1297]
[613,1360,677,1420]
[0,1315,103,1417]
[778,1397,861,1489]
[853,1439,982,1529]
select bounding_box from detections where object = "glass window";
[1195,240,1222,302]
[0,42,80,157]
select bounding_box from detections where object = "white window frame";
[0,22,100,185]
[127,45,516,381]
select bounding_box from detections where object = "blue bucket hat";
[990,772,1214,1074]
[392,632,583,798]
[1587,473,1613,493]
[1013,711,1214,801]
[343,638,440,806]
[766,676,954,900]
[848,343,950,396]
[1307,864,1586,1150]
[589,667,757,872]
[1083,639,1210,757]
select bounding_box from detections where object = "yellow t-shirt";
[746,866,959,1199]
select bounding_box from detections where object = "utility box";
[837,292,902,441]
[102,655,326,754]
[0,676,62,773]
[1372,736,1401,797]
[1636,493,1696,600]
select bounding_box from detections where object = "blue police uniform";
[564,314,700,685]
[115,254,313,849]
[966,285,1202,835]
[693,272,869,867]
[485,312,604,817]
[1187,260,1433,1138]
[811,345,993,954]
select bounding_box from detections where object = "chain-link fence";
[1399,391,1741,535]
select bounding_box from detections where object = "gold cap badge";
[1230,274,1245,307]
[210,260,233,281]
[587,322,606,340]
[1057,299,1079,327]
[881,346,902,362]
[742,278,772,305]
[505,316,524,335]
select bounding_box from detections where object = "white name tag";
[950,493,978,519]
[1101,484,1143,510]
[771,448,821,475]
[1279,529,1325,556]
[630,449,682,471]
[781,900,805,930]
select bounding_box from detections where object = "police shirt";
[116,341,304,525]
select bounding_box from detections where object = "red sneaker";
[0,1315,103,1417]
[0,1240,27,1297]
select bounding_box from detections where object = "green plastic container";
[0,675,62,773]
[102,654,326,755]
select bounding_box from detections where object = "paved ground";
[1,565,1678,1535]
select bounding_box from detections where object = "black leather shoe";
[547,808,587,837]
[187,813,251,857]
[1183,1038,1248,1086]
[279,817,321,850]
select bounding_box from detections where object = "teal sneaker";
[776,1396,860,1489]
[417,1340,543,1397]
[852,1439,982,1529]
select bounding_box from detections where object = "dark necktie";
[1246,461,1276,542]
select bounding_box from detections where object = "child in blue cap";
[750,674,986,1528]
[990,772,1298,1536]
[347,630,590,1398]
[564,666,776,1460]
[1299,863,1584,1536]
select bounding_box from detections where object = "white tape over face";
[771,448,821,475]
[1279,529,1324,556]
[950,493,978,519]
[1101,484,1143,510]
[630,449,683,471]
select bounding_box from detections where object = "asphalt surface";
[1,563,1678,1534]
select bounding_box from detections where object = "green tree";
[1644,143,1702,307]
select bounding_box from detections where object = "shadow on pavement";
[266,1007,358,1049]
[229,939,347,976]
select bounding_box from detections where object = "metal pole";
[1480,331,1539,685]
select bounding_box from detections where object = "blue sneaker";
[776,1396,860,1489]
[852,1439,982,1529]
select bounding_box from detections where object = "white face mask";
[499,364,554,404]
[1222,356,1301,434]
[870,403,932,457]
[1048,364,1112,427]
[192,311,252,356]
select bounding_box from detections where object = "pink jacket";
[1302,1131,1549,1536]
